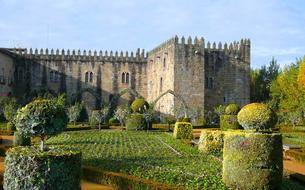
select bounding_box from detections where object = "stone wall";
[0,51,15,97]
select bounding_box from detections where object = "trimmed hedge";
[152,123,175,131]
[220,115,241,130]
[173,122,193,139]
[126,114,146,131]
[285,149,305,164]
[0,130,14,136]
[4,146,82,190]
[225,103,240,115]
[198,129,224,154]
[13,131,31,146]
[82,166,183,190]
[237,103,277,131]
[223,131,283,190]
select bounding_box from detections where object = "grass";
[282,132,305,147]
[47,130,228,190]
[46,130,305,190]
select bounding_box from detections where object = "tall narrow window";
[160,77,163,92]
[89,72,93,83]
[122,72,125,83]
[54,71,59,82]
[85,72,89,83]
[163,58,166,68]
[50,71,54,82]
[209,77,213,89]
[18,69,23,81]
[126,73,129,84]
[205,77,208,88]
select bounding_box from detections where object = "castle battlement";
[7,48,148,62]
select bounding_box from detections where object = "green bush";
[198,129,224,154]
[182,118,191,122]
[220,115,241,130]
[131,98,149,113]
[237,103,277,131]
[6,122,16,131]
[108,117,120,125]
[4,146,82,190]
[126,114,146,130]
[14,98,68,151]
[193,117,206,127]
[13,131,31,146]
[223,131,283,190]
[225,103,240,115]
[173,122,193,139]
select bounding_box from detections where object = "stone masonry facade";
[0,36,250,115]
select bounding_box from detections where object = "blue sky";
[0,0,304,68]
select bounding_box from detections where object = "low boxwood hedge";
[223,131,283,190]
[152,124,175,131]
[4,146,82,190]
[173,122,193,139]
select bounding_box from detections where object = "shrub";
[6,122,16,131]
[89,109,109,130]
[131,98,149,113]
[182,118,191,122]
[225,103,240,115]
[152,123,175,131]
[14,97,68,151]
[220,115,241,130]
[114,105,130,126]
[223,131,283,190]
[173,122,193,139]
[126,114,146,130]
[198,129,224,154]
[67,103,82,126]
[4,146,81,190]
[193,117,206,127]
[237,103,277,131]
[13,131,31,146]
[108,117,120,126]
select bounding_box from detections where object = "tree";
[89,107,109,130]
[67,103,82,126]
[251,58,280,102]
[14,96,68,151]
[114,105,130,126]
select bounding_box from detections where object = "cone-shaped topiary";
[237,103,277,131]
[131,98,149,113]
[14,97,68,151]
[225,103,240,115]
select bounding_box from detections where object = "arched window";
[54,71,59,82]
[89,72,93,83]
[85,72,89,83]
[160,77,163,92]
[50,71,54,82]
[209,77,213,89]
[122,72,125,83]
[126,73,129,84]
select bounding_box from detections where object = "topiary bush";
[223,131,283,190]
[220,115,241,130]
[126,113,146,131]
[14,98,68,151]
[198,129,224,154]
[237,103,277,131]
[4,146,81,190]
[13,131,31,146]
[108,117,120,125]
[131,98,149,113]
[173,122,193,139]
[225,103,240,115]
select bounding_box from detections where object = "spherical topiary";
[225,103,240,115]
[131,98,149,113]
[237,103,277,131]
[126,113,146,130]
[14,98,68,151]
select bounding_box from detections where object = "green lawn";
[46,130,305,190]
[47,130,227,190]
[282,132,305,147]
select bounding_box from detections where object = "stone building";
[0,36,250,115]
